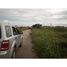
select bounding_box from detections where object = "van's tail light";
[0,40,9,51]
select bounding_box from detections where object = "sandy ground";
[16,29,37,58]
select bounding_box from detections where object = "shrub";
[32,28,67,58]
[32,24,42,28]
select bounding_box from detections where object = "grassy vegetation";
[32,27,67,58]
[17,27,28,33]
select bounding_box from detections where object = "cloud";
[0,9,67,26]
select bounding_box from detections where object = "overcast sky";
[0,9,67,26]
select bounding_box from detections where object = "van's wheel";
[19,38,23,48]
[12,49,16,58]
[19,44,22,48]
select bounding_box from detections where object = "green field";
[17,27,28,33]
[32,27,67,58]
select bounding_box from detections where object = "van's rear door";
[0,26,1,39]
[0,26,2,49]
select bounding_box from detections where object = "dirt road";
[16,29,37,58]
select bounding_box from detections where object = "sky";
[0,9,67,26]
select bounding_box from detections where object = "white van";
[0,22,23,58]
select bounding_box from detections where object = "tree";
[32,24,42,28]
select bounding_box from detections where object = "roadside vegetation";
[32,25,67,58]
[17,27,28,33]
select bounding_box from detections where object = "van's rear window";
[0,26,1,38]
